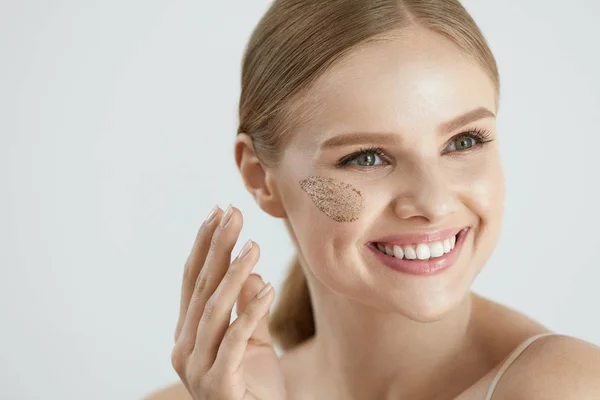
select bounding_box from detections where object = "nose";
[392,164,458,224]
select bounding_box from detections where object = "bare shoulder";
[495,334,600,400]
[143,381,191,400]
[468,293,600,398]
[471,293,552,358]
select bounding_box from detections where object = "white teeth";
[443,239,452,253]
[416,243,430,260]
[404,245,417,260]
[384,245,394,256]
[393,245,404,259]
[429,241,444,258]
[376,232,460,261]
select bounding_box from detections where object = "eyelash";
[336,128,494,168]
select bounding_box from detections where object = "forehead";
[287,26,497,148]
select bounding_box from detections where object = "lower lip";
[367,228,470,276]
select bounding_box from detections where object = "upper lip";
[372,226,467,247]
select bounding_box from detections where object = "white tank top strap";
[484,332,559,400]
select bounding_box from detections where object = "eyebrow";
[319,107,496,149]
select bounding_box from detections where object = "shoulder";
[142,381,191,400]
[495,334,600,400]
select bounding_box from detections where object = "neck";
[304,275,482,400]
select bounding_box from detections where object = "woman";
[146,0,600,399]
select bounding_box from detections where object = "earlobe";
[234,133,287,219]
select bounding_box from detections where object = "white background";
[1,1,599,399]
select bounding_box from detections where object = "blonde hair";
[237,0,499,351]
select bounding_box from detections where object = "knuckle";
[223,264,238,281]
[201,295,219,322]
[170,345,188,373]
[211,225,236,252]
[193,275,208,296]
[223,325,244,345]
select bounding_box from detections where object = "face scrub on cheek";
[299,176,365,222]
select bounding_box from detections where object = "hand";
[171,205,287,400]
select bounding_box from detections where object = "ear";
[234,133,286,218]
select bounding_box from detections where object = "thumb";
[236,273,274,346]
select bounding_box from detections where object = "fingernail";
[237,240,252,259]
[257,282,272,299]
[204,205,218,225]
[220,204,233,227]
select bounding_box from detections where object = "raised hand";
[171,205,287,400]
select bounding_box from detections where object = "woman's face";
[273,26,504,320]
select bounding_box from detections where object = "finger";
[235,274,262,316]
[235,273,274,346]
[212,279,274,375]
[176,205,243,353]
[175,205,222,342]
[191,240,260,368]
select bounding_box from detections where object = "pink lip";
[366,227,470,276]
[373,227,464,247]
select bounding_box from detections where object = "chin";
[387,288,473,322]
[358,236,482,321]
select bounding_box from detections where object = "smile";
[367,227,470,275]
[374,231,459,261]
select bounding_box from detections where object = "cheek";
[298,176,365,222]
[452,151,505,231]
[280,176,371,285]
[278,174,364,248]
[296,176,366,260]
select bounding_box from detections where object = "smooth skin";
[167,205,286,400]
[146,205,600,400]
[146,25,600,400]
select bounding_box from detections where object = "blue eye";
[338,147,386,168]
[444,129,494,153]
[351,151,383,167]
[448,135,477,151]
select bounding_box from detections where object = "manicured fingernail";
[204,205,218,225]
[237,240,252,259]
[220,204,233,227]
[257,282,272,298]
